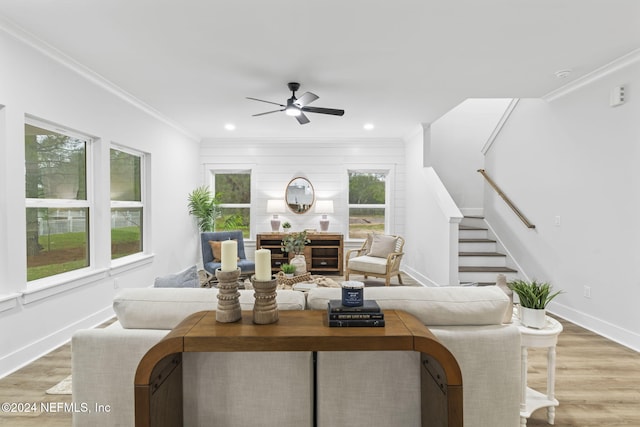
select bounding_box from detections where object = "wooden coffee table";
[134,309,463,427]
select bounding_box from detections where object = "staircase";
[458,216,517,285]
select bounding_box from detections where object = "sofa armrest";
[72,324,168,427]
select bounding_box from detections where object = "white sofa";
[72,286,520,427]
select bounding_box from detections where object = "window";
[25,120,90,281]
[213,171,251,238]
[348,171,387,239]
[110,147,144,259]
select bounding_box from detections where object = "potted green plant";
[282,222,292,231]
[281,231,310,274]
[509,280,563,328]
[187,185,222,232]
[281,263,296,277]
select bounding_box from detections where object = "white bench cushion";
[348,255,389,274]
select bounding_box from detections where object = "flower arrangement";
[281,231,310,256]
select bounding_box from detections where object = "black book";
[328,312,384,320]
[328,319,386,327]
[327,299,381,313]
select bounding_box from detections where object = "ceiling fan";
[247,82,345,125]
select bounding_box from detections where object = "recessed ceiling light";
[363,123,375,130]
[554,69,572,79]
[224,123,236,131]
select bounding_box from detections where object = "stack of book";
[327,299,385,327]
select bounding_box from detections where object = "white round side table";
[513,310,563,427]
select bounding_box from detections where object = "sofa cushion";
[153,265,199,288]
[114,288,306,330]
[347,255,388,274]
[307,286,509,326]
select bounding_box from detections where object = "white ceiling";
[0,0,639,140]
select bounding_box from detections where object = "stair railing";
[477,169,535,229]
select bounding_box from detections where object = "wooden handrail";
[477,169,535,229]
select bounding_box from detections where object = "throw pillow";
[208,239,240,262]
[363,232,375,254]
[367,234,397,258]
[154,265,199,288]
[208,240,223,262]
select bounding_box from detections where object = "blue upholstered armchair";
[201,231,256,275]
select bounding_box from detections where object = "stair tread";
[459,225,488,231]
[459,266,517,273]
[463,216,485,219]
[459,238,496,243]
[459,252,506,257]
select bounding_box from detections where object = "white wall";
[199,138,405,255]
[431,98,512,216]
[0,28,200,377]
[403,126,462,286]
[483,56,640,350]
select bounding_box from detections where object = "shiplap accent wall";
[199,138,406,252]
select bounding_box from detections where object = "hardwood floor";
[0,313,637,426]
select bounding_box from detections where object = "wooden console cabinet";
[134,310,463,427]
[256,232,344,275]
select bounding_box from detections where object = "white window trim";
[346,165,396,240]
[109,145,149,263]
[205,164,254,239]
[24,117,95,283]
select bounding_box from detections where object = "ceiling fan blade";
[252,109,284,117]
[246,97,285,107]
[295,112,310,125]
[301,106,345,116]
[294,92,319,108]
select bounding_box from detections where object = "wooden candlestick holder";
[251,275,279,324]
[215,268,242,323]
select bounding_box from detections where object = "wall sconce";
[266,199,286,232]
[315,200,334,232]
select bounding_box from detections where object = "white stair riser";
[459,271,518,283]
[459,217,486,228]
[458,256,506,267]
[459,241,496,252]
[459,229,488,239]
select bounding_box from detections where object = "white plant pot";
[290,255,307,275]
[520,307,547,329]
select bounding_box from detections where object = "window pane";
[215,173,250,204]
[110,149,141,201]
[349,207,385,239]
[111,208,143,259]
[348,172,385,204]
[215,208,250,238]
[26,207,89,281]
[25,124,87,200]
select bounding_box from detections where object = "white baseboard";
[549,303,639,353]
[401,266,436,287]
[0,305,114,379]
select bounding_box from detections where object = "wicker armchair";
[345,234,405,286]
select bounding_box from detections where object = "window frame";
[24,117,95,283]
[109,144,146,261]
[206,164,254,239]
[347,167,394,239]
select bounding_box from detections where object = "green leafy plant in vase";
[282,222,292,231]
[187,186,221,232]
[281,231,310,275]
[509,280,563,328]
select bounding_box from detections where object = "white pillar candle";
[220,239,237,272]
[255,249,272,281]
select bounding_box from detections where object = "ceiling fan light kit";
[247,82,344,125]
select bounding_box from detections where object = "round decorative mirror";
[285,177,315,214]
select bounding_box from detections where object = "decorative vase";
[251,275,279,324]
[290,254,307,275]
[520,307,547,329]
[215,268,242,323]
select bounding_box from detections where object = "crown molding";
[543,49,640,102]
[0,16,200,142]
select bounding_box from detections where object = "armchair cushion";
[367,234,398,258]
[347,255,389,275]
